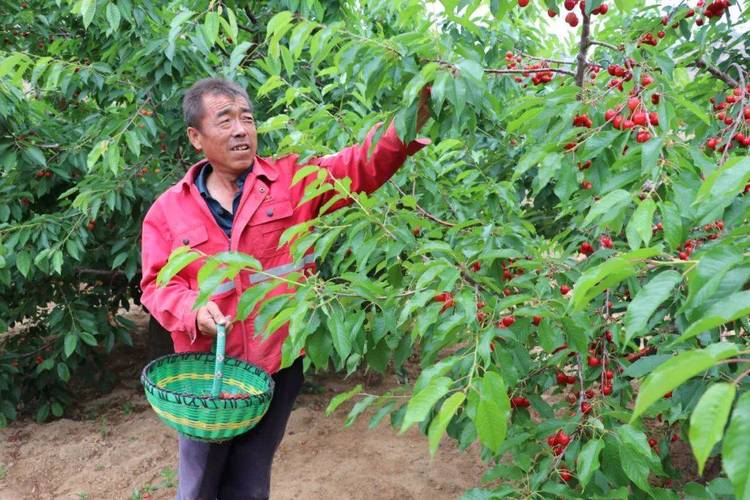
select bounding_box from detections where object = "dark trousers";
[176,356,305,500]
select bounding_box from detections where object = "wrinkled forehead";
[202,92,253,118]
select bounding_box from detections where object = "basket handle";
[211,323,227,398]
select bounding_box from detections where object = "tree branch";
[692,59,739,87]
[485,67,576,77]
[575,13,592,88]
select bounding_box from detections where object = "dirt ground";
[0,306,486,500]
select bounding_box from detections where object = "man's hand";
[196,301,232,337]
[416,85,431,132]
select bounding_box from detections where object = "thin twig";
[588,40,621,51]
[389,180,455,227]
[692,59,739,87]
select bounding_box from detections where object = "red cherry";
[602,384,613,395]
[604,370,614,379]
[651,93,661,105]
[501,316,516,327]
[565,12,579,26]
[581,181,593,190]
[648,112,659,126]
[658,30,666,38]
[663,391,672,399]
[581,402,592,415]
[566,374,576,384]
[605,330,613,341]
[678,252,688,260]
[636,131,651,143]
[518,0,529,7]
[600,235,613,248]
[470,261,481,272]
[557,431,571,446]
[622,119,635,129]
[598,3,608,14]
[532,315,542,326]
[627,97,640,111]
[632,112,647,126]
[671,433,680,442]
[560,284,571,295]
[564,0,576,9]
[641,74,654,86]
[648,438,658,447]
[548,8,558,16]
[560,469,573,482]
[587,356,601,367]
[477,301,486,309]
[503,288,512,297]
[557,372,569,384]
[585,389,595,399]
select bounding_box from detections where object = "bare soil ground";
[0,306,486,500]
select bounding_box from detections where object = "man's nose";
[231,119,247,136]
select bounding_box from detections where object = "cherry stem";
[588,40,621,52]
[692,59,739,88]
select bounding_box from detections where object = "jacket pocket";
[248,200,294,255]
[171,225,210,288]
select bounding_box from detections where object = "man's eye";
[242,116,254,122]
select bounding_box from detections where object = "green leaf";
[631,343,740,421]
[105,3,121,33]
[400,376,452,434]
[325,383,363,416]
[81,0,97,28]
[722,392,750,500]
[674,95,711,124]
[203,11,220,47]
[576,438,604,489]
[16,251,31,277]
[689,383,736,475]
[617,425,656,493]
[627,198,656,249]
[473,371,509,454]
[674,291,750,345]
[641,137,663,175]
[56,362,70,382]
[63,334,78,358]
[694,156,750,206]
[155,247,201,286]
[427,392,465,457]
[660,201,683,250]
[571,247,661,311]
[25,146,46,167]
[229,41,253,73]
[583,189,631,226]
[235,281,276,321]
[623,270,682,346]
[87,139,109,171]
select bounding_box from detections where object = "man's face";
[187,93,257,175]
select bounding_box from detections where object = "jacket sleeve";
[306,121,430,216]
[139,203,200,344]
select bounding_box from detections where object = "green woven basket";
[141,324,274,442]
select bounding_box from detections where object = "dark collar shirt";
[194,162,253,239]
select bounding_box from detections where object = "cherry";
[470,261,481,272]
[511,396,531,408]
[671,433,680,442]
[648,438,657,447]
[627,97,641,111]
[602,384,613,395]
[566,374,576,384]
[559,467,573,482]
[600,235,613,248]
[580,241,594,256]
[587,356,601,367]
[501,315,516,327]
[565,12,579,26]
[556,431,571,446]
[604,370,614,379]
[548,8,558,16]
[651,93,660,105]
[598,3,608,14]
[518,0,529,7]
[641,74,653,86]
[581,181,593,190]
[532,315,542,326]
[648,112,659,126]
[560,284,571,295]
[557,372,569,385]
[636,131,651,143]
[87,220,96,231]
[744,106,750,120]
[663,391,672,399]
[564,0,576,9]
[604,109,617,122]
[678,251,688,260]
[580,402,592,415]
[658,30,665,38]
[503,287,513,297]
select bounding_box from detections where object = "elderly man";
[139,78,430,499]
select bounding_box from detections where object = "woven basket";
[141,324,274,442]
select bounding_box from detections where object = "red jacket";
[140,123,428,374]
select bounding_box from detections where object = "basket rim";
[140,352,275,407]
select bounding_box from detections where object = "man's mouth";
[230,144,250,151]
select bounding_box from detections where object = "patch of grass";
[122,401,134,415]
[94,464,105,472]
[130,467,177,499]
[0,463,7,480]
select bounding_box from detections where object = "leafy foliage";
[1,0,749,497]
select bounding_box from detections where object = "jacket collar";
[174,156,277,193]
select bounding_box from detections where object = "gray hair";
[182,78,254,130]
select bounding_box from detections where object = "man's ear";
[187,126,202,152]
